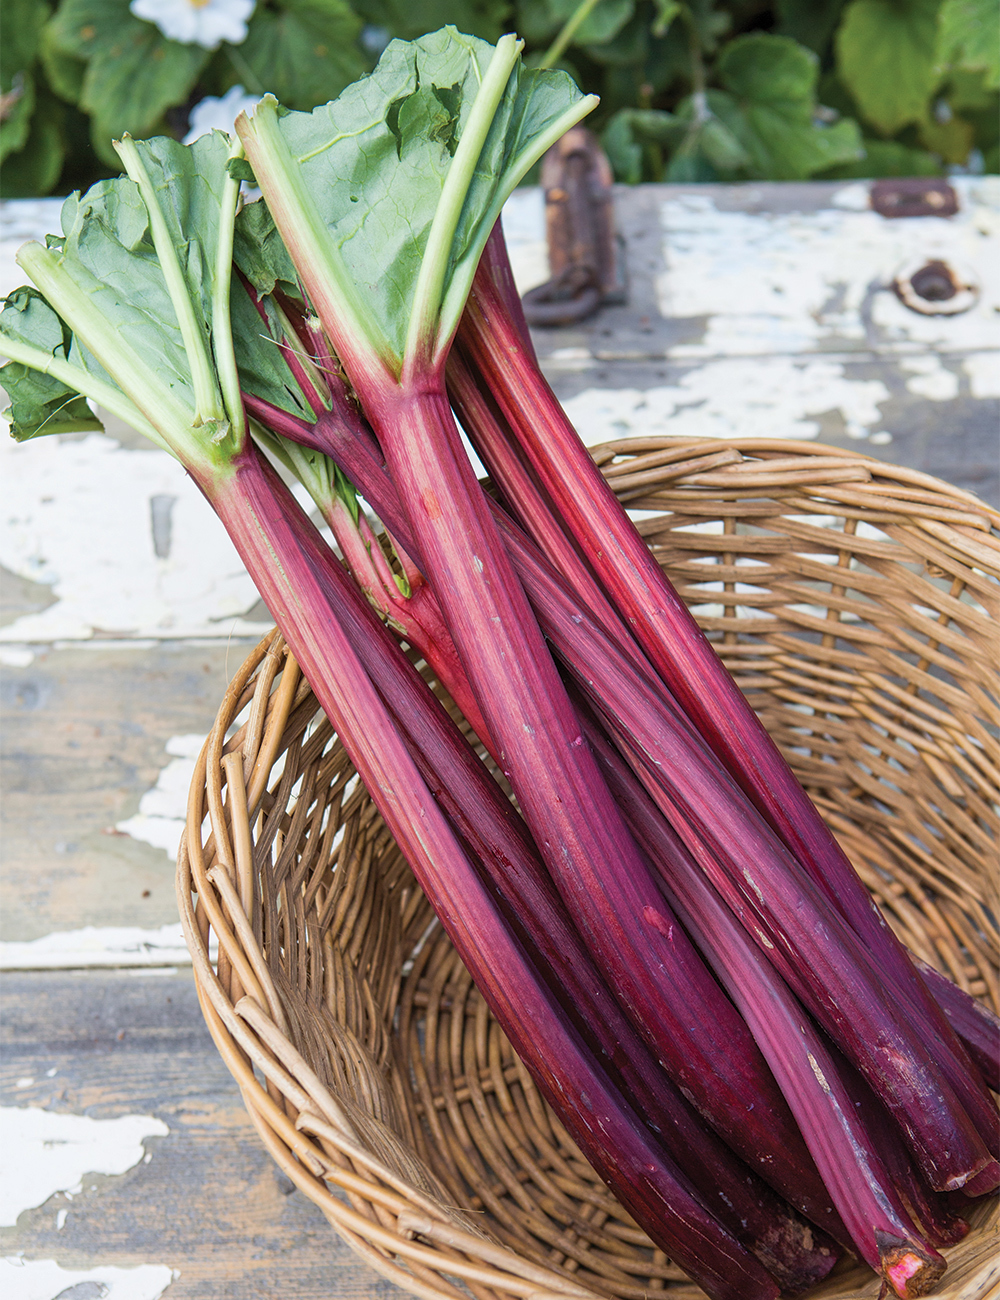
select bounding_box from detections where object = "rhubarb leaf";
[2,129,247,464]
[238,27,595,372]
[230,281,319,423]
[0,286,104,439]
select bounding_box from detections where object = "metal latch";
[871,178,959,218]
[522,127,626,327]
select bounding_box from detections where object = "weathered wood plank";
[0,641,258,942]
[1,968,400,1299]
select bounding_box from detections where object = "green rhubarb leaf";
[1,287,104,439]
[229,281,319,423]
[240,28,594,372]
[233,0,366,112]
[938,0,1000,87]
[233,199,301,299]
[835,0,943,134]
[2,130,249,463]
[711,35,863,179]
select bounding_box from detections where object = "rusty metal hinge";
[522,127,626,328]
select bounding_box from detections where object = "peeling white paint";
[501,188,548,295]
[0,431,273,644]
[900,355,961,401]
[0,646,34,667]
[963,351,1000,398]
[0,1108,168,1226]
[561,357,890,446]
[0,923,196,970]
[115,734,206,858]
[658,178,1000,359]
[0,1258,176,1300]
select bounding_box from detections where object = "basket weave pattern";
[177,439,1000,1300]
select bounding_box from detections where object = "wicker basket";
[177,438,999,1300]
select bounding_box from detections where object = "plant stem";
[540,0,605,70]
[114,137,224,426]
[403,35,521,374]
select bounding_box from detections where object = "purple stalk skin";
[459,241,1000,1189]
[824,1047,970,1251]
[244,392,853,1261]
[358,380,843,1218]
[913,957,1000,1094]
[322,493,496,754]
[447,349,649,673]
[197,444,782,1300]
[318,495,844,1292]
[461,229,1000,1169]
[496,506,994,1194]
[241,389,990,1207]
[582,720,948,1296]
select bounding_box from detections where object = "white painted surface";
[0,1258,176,1300]
[0,1107,168,1226]
[658,178,1000,359]
[115,734,206,858]
[0,923,196,970]
[0,432,272,644]
[561,356,891,446]
[963,351,1000,398]
[501,188,549,295]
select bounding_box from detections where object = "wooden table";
[2,178,998,1300]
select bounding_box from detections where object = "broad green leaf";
[0,90,66,194]
[670,100,752,176]
[714,35,863,178]
[48,0,209,156]
[601,107,687,182]
[1,0,48,85]
[384,0,510,43]
[938,0,1000,87]
[229,281,319,422]
[0,71,35,163]
[244,28,592,367]
[39,22,87,103]
[946,66,996,107]
[775,0,846,55]
[835,0,943,134]
[919,111,975,161]
[719,31,817,102]
[233,199,301,299]
[0,287,104,438]
[819,136,942,175]
[234,0,366,110]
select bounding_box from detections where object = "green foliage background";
[1,0,997,195]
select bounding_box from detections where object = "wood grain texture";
[0,640,259,941]
[1,969,405,1299]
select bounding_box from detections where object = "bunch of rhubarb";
[1,28,996,1300]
